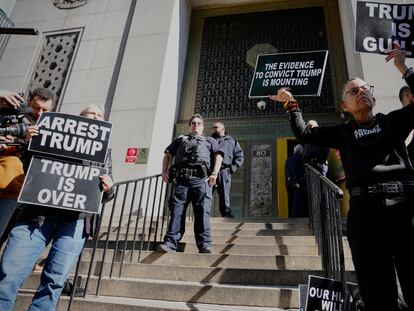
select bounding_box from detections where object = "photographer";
[0,88,53,243]
[0,90,30,238]
[0,103,114,311]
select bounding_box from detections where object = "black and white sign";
[18,156,106,214]
[249,50,328,97]
[305,275,344,311]
[356,1,414,57]
[29,112,112,164]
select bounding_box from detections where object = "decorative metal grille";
[195,7,335,118]
[0,9,14,61]
[53,0,88,9]
[28,31,81,109]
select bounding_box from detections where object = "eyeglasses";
[212,126,218,129]
[191,121,202,125]
[345,85,374,96]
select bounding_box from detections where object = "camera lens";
[0,123,29,138]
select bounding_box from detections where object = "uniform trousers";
[347,194,414,311]
[164,176,212,251]
[215,168,232,216]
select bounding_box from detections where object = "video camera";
[0,93,32,140]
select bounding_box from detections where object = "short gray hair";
[80,104,105,116]
[293,144,303,154]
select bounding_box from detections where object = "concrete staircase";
[15,217,354,310]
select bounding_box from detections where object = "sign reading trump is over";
[18,156,106,214]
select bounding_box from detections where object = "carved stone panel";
[249,144,273,217]
[195,7,334,118]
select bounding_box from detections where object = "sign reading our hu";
[29,112,112,164]
[249,50,328,97]
[305,275,343,311]
[356,1,414,57]
[18,156,106,214]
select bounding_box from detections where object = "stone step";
[100,222,311,232]
[23,265,327,288]
[99,216,310,226]
[91,235,319,246]
[16,292,298,311]
[93,277,300,308]
[84,242,322,256]
[97,229,313,241]
[21,277,300,307]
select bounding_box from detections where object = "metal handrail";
[304,164,347,296]
[67,174,170,309]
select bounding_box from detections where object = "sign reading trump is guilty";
[356,1,414,57]
[249,50,328,97]
[29,112,112,164]
[18,156,107,214]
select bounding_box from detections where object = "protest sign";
[29,112,112,164]
[356,1,414,57]
[18,156,106,214]
[305,275,343,311]
[248,50,328,97]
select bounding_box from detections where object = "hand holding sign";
[384,41,409,75]
[268,87,294,103]
[99,174,113,193]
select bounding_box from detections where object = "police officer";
[158,114,223,253]
[211,122,244,217]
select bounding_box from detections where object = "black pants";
[215,168,232,216]
[347,194,414,311]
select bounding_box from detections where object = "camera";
[0,94,32,139]
[256,100,266,110]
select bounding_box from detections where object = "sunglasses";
[191,121,202,125]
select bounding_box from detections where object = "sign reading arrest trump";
[29,112,112,164]
[249,50,328,97]
[18,156,106,214]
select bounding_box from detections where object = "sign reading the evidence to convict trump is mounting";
[356,1,414,57]
[249,50,328,98]
[29,112,112,164]
[18,156,107,213]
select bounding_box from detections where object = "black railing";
[304,164,346,286]
[67,174,171,309]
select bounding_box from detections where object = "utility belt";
[169,165,207,180]
[350,181,414,197]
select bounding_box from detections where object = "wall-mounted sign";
[125,148,138,163]
[135,148,149,164]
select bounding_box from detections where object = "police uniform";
[163,134,223,252]
[286,74,414,310]
[211,133,244,217]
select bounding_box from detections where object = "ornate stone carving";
[53,0,88,9]
[195,7,334,118]
[250,144,273,217]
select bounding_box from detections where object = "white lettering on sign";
[40,159,101,181]
[37,189,86,210]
